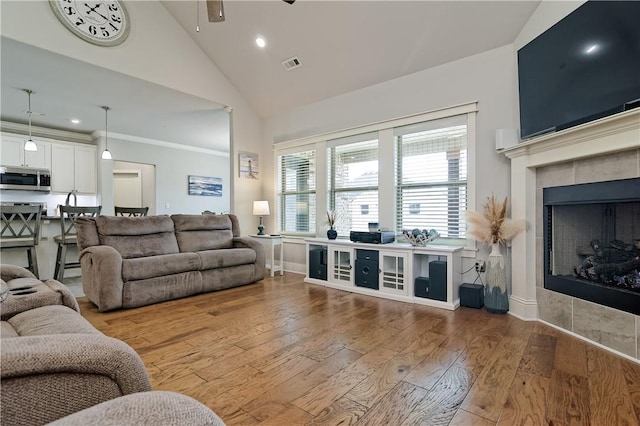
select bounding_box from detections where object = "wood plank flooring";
[77,273,640,426]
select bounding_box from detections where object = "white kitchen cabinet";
[51,144,96,194]
[1,137,50,169]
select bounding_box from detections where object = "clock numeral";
[108,3,119,12]
[100,27,110,37]
[75,16,85,26]
[109,22,119,31]
[111,15,122,23]
[62,0,71,3]
[88,25,97,35]
[63,6,75,16]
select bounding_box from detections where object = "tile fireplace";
[503,109,640,361]
[543,178,640,315]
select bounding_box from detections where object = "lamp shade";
[253,201,270,216]
[24,139,38,152]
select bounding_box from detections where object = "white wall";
[0,0,264,232]
[264,44,519,272]
[96,135,230,216]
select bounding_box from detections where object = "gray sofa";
[0,265,152,425]
[0,264,225,426]
[75,214,265,312]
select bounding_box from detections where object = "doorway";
[113,161,156,215]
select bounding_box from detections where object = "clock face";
[50,0,130,47]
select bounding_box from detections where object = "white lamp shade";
[101,149,112,160]
[24,139,38,152]
[253,200,270,216]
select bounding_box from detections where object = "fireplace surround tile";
[536,162,574,189]
[574,149,639,184]
[536,287,571,330]
[573,298,636,358]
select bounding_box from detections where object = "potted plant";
[326,210,338,240]
[466,194,526,313]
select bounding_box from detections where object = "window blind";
[395,116,467,238]
[327,138,378,235]
[277,150,316,234]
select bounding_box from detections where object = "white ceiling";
[0,37,230,152]
[1,1,540,153]
[162,0,541,118]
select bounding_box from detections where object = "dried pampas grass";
[466,194,527,244]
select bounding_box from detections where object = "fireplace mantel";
[502,109,640,321]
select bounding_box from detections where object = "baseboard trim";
[508,295,538,321]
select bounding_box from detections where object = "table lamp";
[253,201,270,235]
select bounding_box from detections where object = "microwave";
[0,166,51,192]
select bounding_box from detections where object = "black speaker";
[354,249,379,289]
[460,283,484,308]
[415,261,446,301]
[308,247,327,280]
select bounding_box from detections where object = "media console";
[305,238,463,310]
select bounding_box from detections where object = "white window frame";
[273,101,477,256]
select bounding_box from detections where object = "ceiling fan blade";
[207,0,225,22]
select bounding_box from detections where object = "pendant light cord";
[27,91,33,140]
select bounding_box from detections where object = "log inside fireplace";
[543,177,640,315]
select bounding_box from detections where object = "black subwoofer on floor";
[460,283,484,308]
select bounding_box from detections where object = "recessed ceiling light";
[256,36,266,48]
[70,119,81,124]
[585,44,599,54]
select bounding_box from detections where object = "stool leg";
[58,244,68,282]
[28,247,39,279]
[54,244,63,281]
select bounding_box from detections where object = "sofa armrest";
[1,334,151,424]
[233,237,266,280]
[79,246,125,312]
[48,391,226,426]
[1,264,36,282]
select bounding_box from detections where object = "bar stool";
[0,205,43,278]
[54,205,101,281]
[114,206,149,217]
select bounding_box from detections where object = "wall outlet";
[475,260,486,273]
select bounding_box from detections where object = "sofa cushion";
[95,216,179,259]
[7,305,101,336]
[172,214,234,252]
[123,271,203,309]
[198,248,257,270]
[1,321,19,338]
[122,253,201,281]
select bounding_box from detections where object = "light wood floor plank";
[75,273,640,425]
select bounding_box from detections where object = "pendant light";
[23,89,38,152]
[101,106,112,160]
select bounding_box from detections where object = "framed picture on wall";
[239,151,259,179]
[188,175,222,196]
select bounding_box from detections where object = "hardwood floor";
[78,273,640,426]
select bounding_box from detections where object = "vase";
[484,242,509,314]
[327,228,337,240]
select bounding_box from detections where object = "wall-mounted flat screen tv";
[518,1,640,140]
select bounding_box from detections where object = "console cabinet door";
[328,246,353,286]
[380,251,408,296]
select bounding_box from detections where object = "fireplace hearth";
[543,177,640,315]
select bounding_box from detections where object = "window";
[327,136,378,236]
[395,115,467,238]
[277,150,316,234]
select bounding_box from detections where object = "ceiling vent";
[281,56,302,71]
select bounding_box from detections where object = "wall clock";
[50,0,130,47]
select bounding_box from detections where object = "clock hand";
[84,2,108,20]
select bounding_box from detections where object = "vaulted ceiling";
[162,0,541,118]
